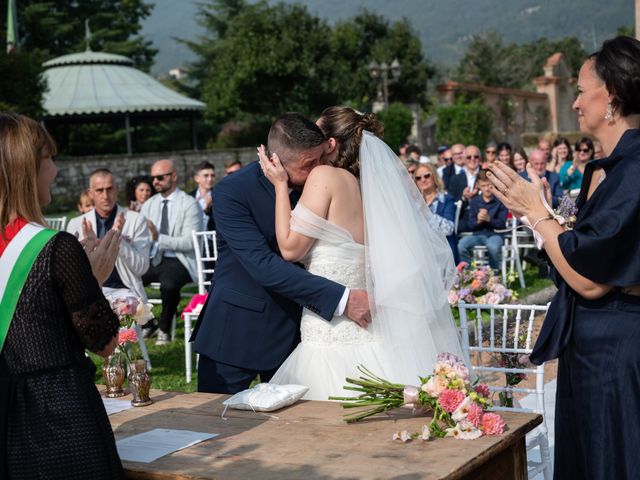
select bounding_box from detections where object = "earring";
[604,103,614,122]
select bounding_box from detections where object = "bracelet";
[531,214,555,231]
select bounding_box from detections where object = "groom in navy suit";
[193,113,371,394]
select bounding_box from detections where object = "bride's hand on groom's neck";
[345,289,371,328]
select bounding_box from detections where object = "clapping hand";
[477,208,490,223]
[257,145,288,186]
[147,220,158,241]
[487,162,548,220]
[86,229,121,286]
[113,212,126,232]
[462,185,478,200]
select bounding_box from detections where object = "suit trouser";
[197,355,279,394]
[142,257,191,332]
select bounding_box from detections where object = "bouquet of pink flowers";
[330,353,505,441]
[107,295,154,364]
[447,263,514,306]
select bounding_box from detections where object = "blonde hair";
[415,163,444,192]
[0,113,57,234]
[318,106,384,177]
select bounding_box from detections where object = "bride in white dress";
[261,107,464,400]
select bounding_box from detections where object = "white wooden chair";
[501,223,526,288]
[45,216,67,231]
[182,230,217,382]
[457,302,552,480]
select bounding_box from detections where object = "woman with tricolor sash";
[0,113,124,479]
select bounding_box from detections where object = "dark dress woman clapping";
[484,36,640,479]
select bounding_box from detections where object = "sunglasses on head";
[152,171,174,182]
[577,148,592,153]
[414,173,432,181]
[466,155,480,160]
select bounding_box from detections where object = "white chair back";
[192,230,217,295]
[45,216,67,231]
[458,301,552,480]
[453,200,463,234]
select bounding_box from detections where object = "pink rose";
[438,389,465,413]
[448,291,459,305]
[481,413,506,435]
[421,375,448,397]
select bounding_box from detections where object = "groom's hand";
[345,289,371,328]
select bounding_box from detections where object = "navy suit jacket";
[441,164,457,191]
[192,162,345,370]
[519,170,563,208]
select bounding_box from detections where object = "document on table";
[103,398,134,416]
[116,429,219,463]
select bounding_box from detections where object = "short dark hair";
[406,145,422,156]
[225,159,242,169]
[267,113,325,164]
[589,36,640,117]
[194,161,215,174]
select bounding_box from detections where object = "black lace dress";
[0,232,123,479]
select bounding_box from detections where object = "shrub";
[376,103,414,152]
[435,103,492,147]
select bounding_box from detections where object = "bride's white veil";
[359,131,465,383]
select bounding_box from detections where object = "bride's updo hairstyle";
[318,106,384,177]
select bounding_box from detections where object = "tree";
[376,103,414,152]
[457,32,587,89]
[0,51,47,118]
[435,103,492,147]
[16,0,156,70]
[189,0,337,126]
[328,11,435,109]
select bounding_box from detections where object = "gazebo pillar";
[124,114,133,155]
[190,115,198,151]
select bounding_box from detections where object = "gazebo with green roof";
[42,48,206,154]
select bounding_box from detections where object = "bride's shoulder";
[308,165,356,184]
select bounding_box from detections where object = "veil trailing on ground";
[359,131,466,383]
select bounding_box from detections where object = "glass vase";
[103,354,126,398]
[128,359,153,407]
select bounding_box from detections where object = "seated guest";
[190,161,216,231]
[560,137,594,192]
[404,158,419,175]
[67,169,151,302]
[483,142,497,168]
[141,159,201,345]
[520,148,563,207]
[496,142,514,169]
[458,170,508,270]
[126,175,155,212]
[442,143,465,190]
[225,159,243,176]
[512,147,528,174]
[0,112,123,478]
[550,137,573,174]
[76,189,93,213]
[437,147,453,179]
[448,144,481,232]
[414,163,459,264]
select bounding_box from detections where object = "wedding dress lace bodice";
[290,204,373,346]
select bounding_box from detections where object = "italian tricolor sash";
[0,223,57,354]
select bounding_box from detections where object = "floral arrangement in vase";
[104,295,154,406]
[447,263,515,306]
[330,353,505,441]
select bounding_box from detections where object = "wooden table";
[107,389,541,480]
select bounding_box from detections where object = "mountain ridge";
[141,0,634,75]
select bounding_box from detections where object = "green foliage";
[16,0,156,70]
[457,31,587,89]
[435,103,492,147]
[185,2,434,145]
[376,103,413,152]
[0,51,47,118]
[616,25,635,37]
